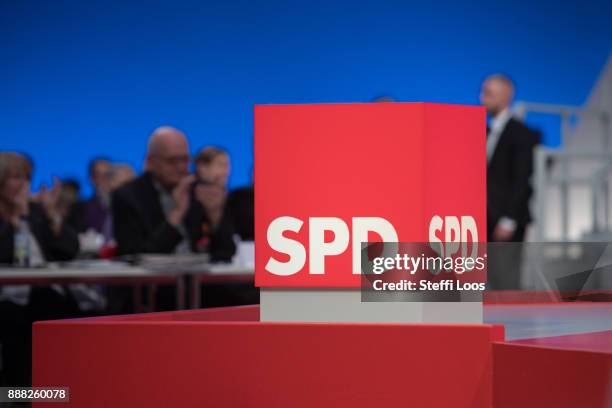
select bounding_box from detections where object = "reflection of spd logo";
[428,215,479,259]
[265,215,478,276]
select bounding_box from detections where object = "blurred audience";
[194,147,254,241]
[481,74,540,288]
[194,147,233,245]
[226,184,254,241]
[0,152,79,265]
[0,152,80,386]
[193,147,256,307]
[195,146,231,186]
[68,157,113,240]
[109,163,136,191]
[109,128,237,311]
[68,160,136,255]
[56,178,81,220]
[112,127,235,259]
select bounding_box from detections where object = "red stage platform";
[484,297,612,407]
[32,297,612,407]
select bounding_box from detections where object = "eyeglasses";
[157,155,190,166]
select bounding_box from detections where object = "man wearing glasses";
[112,126,234,258]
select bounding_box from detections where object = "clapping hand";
[195,182,225,229]
[168,175,196,227]
[9,181,31,227]
[38,177,62,221]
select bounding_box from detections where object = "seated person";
[112,127,235,260]
[56,178,81,221]
[226,185,254,241]
[194,147,253,241]
[0,153,79,265]
[0,151,80,386]
[194,147,257,307]
[67,158,113,240]
[109,163,136,192]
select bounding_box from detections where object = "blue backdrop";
[2,0,611,196]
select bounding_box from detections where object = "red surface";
[87,304,260,322]
[488,302,612,407]
[254,103,486,288]
[33,308,495,408]
[33,302,612,407]
[493,342,612,408]
[511,330,612,354]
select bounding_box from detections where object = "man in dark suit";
[480,75,540,289]
[67,158,113,238]
[112,127,235,259]
[110,127,235,312]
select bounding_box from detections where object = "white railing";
[514,102,611,241]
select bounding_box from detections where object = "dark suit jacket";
[226,186,254,241]
[67,196,111,235]
[0,203,80,264]
[487,118,540,237]
[112,172,235,260]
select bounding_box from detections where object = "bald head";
[146,126,190,190]
[147,126,188,156]
[480,75,515,116]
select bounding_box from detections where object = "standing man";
[480,74,540,288]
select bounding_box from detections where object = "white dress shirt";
[486,108,512,163]
[0,220,44,305]
[153,180,190,254]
